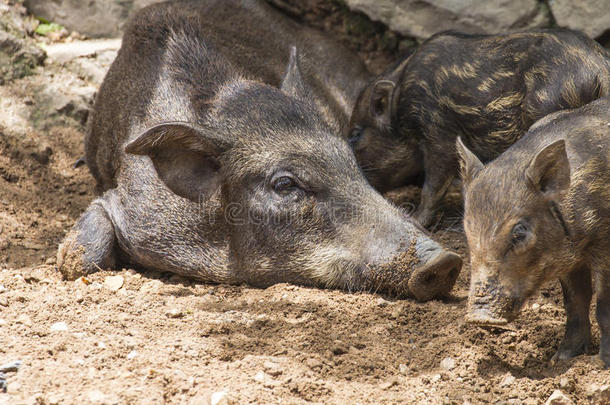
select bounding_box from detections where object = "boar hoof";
[551,340,593,364]
[408,251,461,301]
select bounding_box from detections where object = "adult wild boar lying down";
[347,29,610,227]
[459,96,610,367]
[56,0,462,301]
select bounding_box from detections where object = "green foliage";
[35,19,64,36]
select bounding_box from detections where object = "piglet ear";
[369,79,395,124]
[456,137,484,187]
[526,140,571,198]
[280,46,310,101]
[125,122,231,202]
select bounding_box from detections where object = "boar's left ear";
[369,80,396,124]
[280,46,310,101]
[456,137,483,186]
[125,121,231,202]
[526,140,571,198]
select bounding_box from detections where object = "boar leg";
[57,200,117,280]
[414,143,456,227]
[596,269,610,368]
[553,266,593,362]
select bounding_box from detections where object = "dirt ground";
[1,2,609,404]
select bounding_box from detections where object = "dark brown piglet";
[348,29,610,227]
[458,96,610,368]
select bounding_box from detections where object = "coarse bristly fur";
[348,28,610,228]
[458,96,610,368]
[56,0,463,301]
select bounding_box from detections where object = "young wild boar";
[57,0,462,301]
[458,96,610,367]
[347,29,610,227]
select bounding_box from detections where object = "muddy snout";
[465,280,520,326]
[408,251,462,301]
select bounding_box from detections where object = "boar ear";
[369,79,396,125]
[456,137,483,186]
[280,46,309,100]
[526,140,571,197]
[125,122,230,202]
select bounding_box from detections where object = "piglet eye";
[272,175,297,194]
[511,222,529,246]
[348,127,363,148]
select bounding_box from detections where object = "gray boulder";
[344,0,550,39]
[24,0,160,38]
[548,0,610,39]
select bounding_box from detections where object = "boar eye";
[348,127,363,148]
[510,222,529,246]
[272,175,298,195]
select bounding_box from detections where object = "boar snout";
[408,251,462,301]
[466,277,522,326]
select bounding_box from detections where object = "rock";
[165,308,184,319]
[126,350,137,359]
[548,0,610,39]
[43,39,121,64]
[24,0,161,38]
[304,357,323,370]
[440,357,455,371]
[210,391,232,405]
[16,314,32,326]
[600,385,610,403]
[0,296,7,307]
[545,390,574,405]
[86,390,107,403]
[0,360,22,373]
[379,379,398,389]
[50,321,68,331]
[398,363,409,375]
[263,360,283,377]
[344,0,549,40]
[499,372,515,387]
[103,275,124,291]
[377,297,390,307]
[331,340,348,355]
[0,26,46,83]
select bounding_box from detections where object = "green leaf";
[35,22,64,36]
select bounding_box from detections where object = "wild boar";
[57,0,462,301]
[347,29,610,227]
[459,96,610,367]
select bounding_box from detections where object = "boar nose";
[408,251,462,301]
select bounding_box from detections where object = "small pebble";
[87,390,107,403]
[377,297,390,307]
[104,275,124,291]
[499,373,515,387]
[398,363,409,375]
[0,284,5,293]
[263,360,283,377]
[16,314,32,326]
[545,390,574,405]
[50,321,68,331]
[127,350,138,359]
[210,391,232,405]
[379,379,397,390]
[165,308,184,319]
[0,296,8,307]
[0,360,21,372]
[440,357,455,371]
